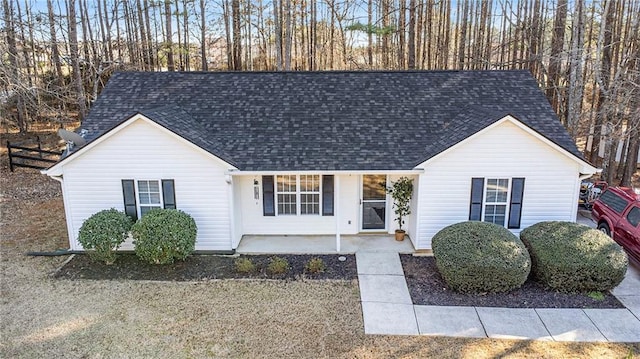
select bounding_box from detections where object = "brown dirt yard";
[1,135,639,358]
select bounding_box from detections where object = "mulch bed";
[401,255,624,309]
[54,253,357,281]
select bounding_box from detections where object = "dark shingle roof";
[82,70,583,171]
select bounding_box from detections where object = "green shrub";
[520,221,627,292]
[132,209,197,264]
[267,257,289,275]
[77,209,132,264]
[432,221,531,294]
[305,257,326,274]
[234,257,256,273]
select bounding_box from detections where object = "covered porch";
[236,234,415,254]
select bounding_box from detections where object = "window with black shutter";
[469,178,484,221]
[508,178,525,229]
[262,175,275,216]
[122,180,137,220]
[162,179,176,209]
[322,175,334,216]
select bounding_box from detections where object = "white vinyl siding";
[414,119,583,250]
[60,118,234,251]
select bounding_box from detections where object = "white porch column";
[335,175,341,252]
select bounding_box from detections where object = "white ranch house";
[43,71,598,253]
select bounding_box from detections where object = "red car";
[592,187,640,262]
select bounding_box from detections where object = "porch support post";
[335,175,341,252]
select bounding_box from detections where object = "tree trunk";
[232,0,242,70]
[47,0,64,85]
[273,0,282,70]
[143,0,155,69]
[546,0,568,122]
[407,0,415,69]
[590,0,614,165]
[174,0,182,70]
[183,0,190,70]
[566,0,585,139]
[136,0,150,70]
[398,0,406,69]
[200,0,207,70]
[457,0,468,69]
[165,0,175,71]
[67,0,87,121]
[3,0,27,132]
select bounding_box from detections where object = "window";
[484,179,509,226]
[599,190,630,214]
[276,175,297,215]
[138,180,163,216]
[122,179,176,220]
[300,175,320,215]
[469,177,525,228]
[627,207,640,227]
[273,175,324,216]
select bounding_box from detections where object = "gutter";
[227,169,426,176]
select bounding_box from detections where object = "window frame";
[274,174,323,216]
[135,179,164,218]
[482,178,511,227]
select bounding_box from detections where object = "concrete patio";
[236,234,415,254]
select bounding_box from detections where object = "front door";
[361,175,387,230]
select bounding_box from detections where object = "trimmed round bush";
[132,209,197,264]
[520,221,628,292]
[77,208,132,264]
[432,221,531,294]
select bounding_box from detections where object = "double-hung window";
[483,179,509,226]
[276,175,297,215]
[138,180,163,216]
[262,175,333,217]
[469,177,525,229]
[300,175,320,215]
[122,179,176,220]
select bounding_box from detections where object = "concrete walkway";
[357,252,640,342]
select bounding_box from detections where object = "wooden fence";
[7,136,62,171]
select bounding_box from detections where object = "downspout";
[335,175,341,253]
[45,173,77,251]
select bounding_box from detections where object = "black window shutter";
[322,175,334,216]
[508,178,525,229]
[162,179,176,209]
[262,176,275,216]
[122,179,138,221]
[469,178,484,221]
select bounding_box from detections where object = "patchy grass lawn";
[1,153,639,358]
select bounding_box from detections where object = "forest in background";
[1,0,639,185]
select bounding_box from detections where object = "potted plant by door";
[386,177,413,241]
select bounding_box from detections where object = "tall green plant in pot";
[386,177,413,241]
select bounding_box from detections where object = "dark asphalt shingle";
[82,70,583,171]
